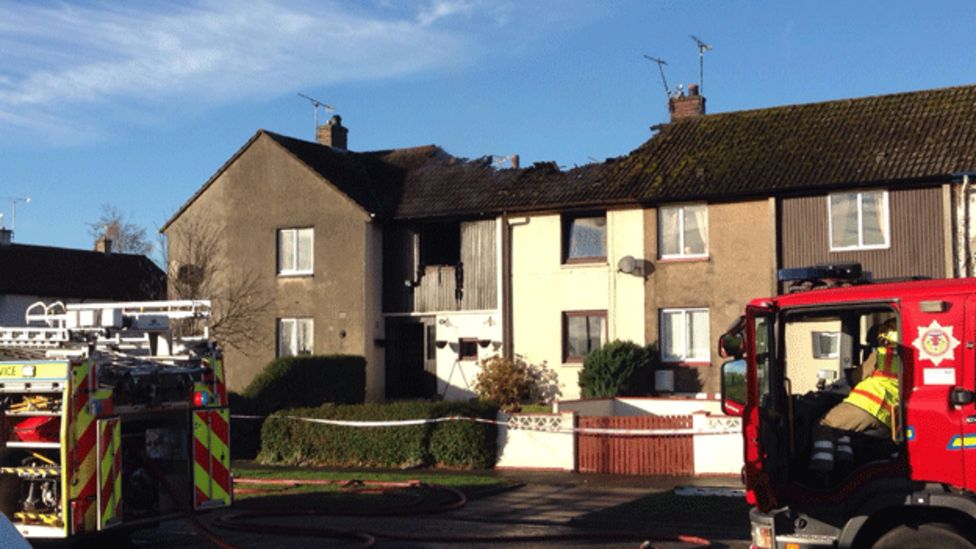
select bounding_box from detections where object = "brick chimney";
[0,228,11,246]
[316,115,348,150]
[95,236,113,254]
[669,84,706,121]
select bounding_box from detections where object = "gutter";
[953,172,976,277]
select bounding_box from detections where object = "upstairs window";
[278,227,314,275]
[563,213,607,263]
[829,191,889,250]
[419,222,460,267]
[660,308,710,363]
[278,318,314,357]
[659,204,708,259]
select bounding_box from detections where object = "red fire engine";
[721,264,976,548]
[0,300,231,541]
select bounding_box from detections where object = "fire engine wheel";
[872,522,975,549]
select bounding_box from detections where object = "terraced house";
[164,84,976,401]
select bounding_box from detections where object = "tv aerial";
[297,93,336,130]
[690,35,713,94]
[643,55,672,99]
[0,196,29,231]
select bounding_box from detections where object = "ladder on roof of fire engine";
[0,300,213,351]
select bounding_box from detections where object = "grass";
[230,463,509,513]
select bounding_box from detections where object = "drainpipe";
[965,174,972,277]
[502,215,531,360]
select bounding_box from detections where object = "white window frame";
[277,317,314,357]
[811,331,841,359]
[658,204,709,259]
[277,227,314,276]
[660,307,710,363]
[827,191,890,251]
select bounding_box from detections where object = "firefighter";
[809,319,899,472]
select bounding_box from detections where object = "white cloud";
[0,0,495,143]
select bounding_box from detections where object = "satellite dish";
[617,255,637,274]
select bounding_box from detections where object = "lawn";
[230,463,510,512]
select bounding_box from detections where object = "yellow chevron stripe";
[0,466,60,477]
[99,419,121,527]
[15,512,63,526]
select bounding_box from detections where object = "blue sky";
[1,0,974,251]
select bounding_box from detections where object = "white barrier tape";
[230,414,741,436]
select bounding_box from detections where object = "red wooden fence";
[576,415,694,476]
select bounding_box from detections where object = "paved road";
[126,473,751,548]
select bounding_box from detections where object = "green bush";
[578,340,654,398]
[258,400,497,469]
[242,355,366,409]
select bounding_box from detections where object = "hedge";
[258,400,498,469]
[230,354,365,459]
[242,354,366,409]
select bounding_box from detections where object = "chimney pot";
[316,114,348,150]
[510,154,520,169]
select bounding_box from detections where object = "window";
[278,318,313,357]
[277,228,314,275]
[811,331,840,359]
[563,311,607,361]
[828,191,889,250]
[563,213,607,263]
[458,338,479,361]
[659,204,708,258]
[660,308,710,363]
[418,222,460,267]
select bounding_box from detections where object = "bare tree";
[164,218,272,356]
[88,204,153,255]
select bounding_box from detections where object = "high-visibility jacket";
[845,344,899,427]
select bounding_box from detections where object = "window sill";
[278,271,313,278]
[563,256,607,266]
[828,245,891,253]
[657,255,709,264]
[562,360,585,367]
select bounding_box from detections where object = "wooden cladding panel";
[383,219,496,313]
[780,186,946,280]
[576,416,694,476]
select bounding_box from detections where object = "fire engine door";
[95,417,122,530]
[905,299,968,487]
[192,408,231,509]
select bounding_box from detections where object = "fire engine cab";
[0,300,231,541]
[721,265,976,548]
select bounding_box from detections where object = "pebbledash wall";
[509,208,646,400]
[164,134,385,399]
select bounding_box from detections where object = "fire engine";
[720,264,976,548]
[0,300,231,541]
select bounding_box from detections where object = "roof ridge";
[681,82,976,124]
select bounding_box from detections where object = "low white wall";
[692,413,743,476]
[557,397,721,416]
[495,412,575,471]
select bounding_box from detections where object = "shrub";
[258,400,497,469]
[578,340,654,398]
[472,355,560,412]
[242,355,366,409]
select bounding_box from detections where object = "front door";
[385,319,436,399]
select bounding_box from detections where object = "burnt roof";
[169,84,976,224]
[0,244,165,301]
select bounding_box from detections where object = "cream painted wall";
[510,208,646,400]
